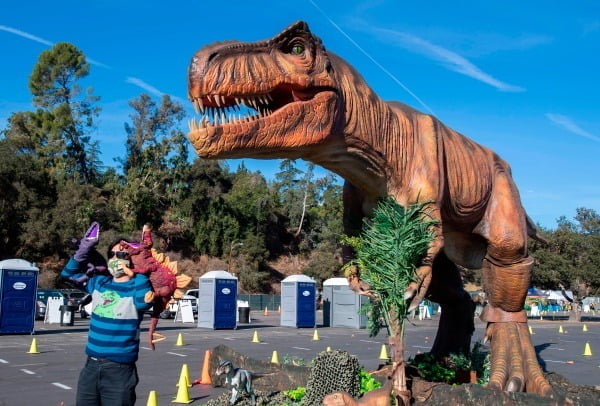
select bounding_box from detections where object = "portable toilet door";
[323,277,367,329]
[280,275,316,328]
[214,276,237,329]
[296,281,316,327]
[197,270,237,329]
[0,259,39,334]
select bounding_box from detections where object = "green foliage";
[342,198,437,336]
[283,386,306,402]
[529,208,600,297]
[27,42,101,184]
[358,369,382,395]
[409,353,456,383]
[470,341,490,385]
[447,352,471,371]
[302,242,341,284]
[409,342,491,386]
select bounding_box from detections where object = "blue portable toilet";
[0,259,39,334]
[280,275,316,328]
[197,270,237,329]
[322,277,368,329]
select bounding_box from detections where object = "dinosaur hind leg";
[427,252,475,357]
[148,317,165,351]
[481,256,552,395]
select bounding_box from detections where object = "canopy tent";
[545,290,573,301]
[526,288,548,297]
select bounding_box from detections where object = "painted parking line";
[0,359,8,364]
[292,347,311,351]
[545,360,574,364]
[359,340,380,344]
[20,369,35,375]
[52,383,72,390]
[412,345,431,349]
[167,352,187,357]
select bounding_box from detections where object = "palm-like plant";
[342,198,437,404]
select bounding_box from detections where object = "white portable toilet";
[0,259,39,334]
[280,274,316,328]
[197,270,237,329]
[322,277,368,329]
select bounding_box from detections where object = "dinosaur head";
[215,360,233,376]
[187,21,341,160]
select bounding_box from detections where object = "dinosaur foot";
[148,332,166,351]
[485,322,552,396]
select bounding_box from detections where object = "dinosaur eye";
[291,44,304,55]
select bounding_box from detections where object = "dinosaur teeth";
[193,98,204,114]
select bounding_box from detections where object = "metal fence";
[238,294,281,311]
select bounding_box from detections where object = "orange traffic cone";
[263,306,269,316]
[194,350,212,385]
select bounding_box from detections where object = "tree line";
[1,42,597,296]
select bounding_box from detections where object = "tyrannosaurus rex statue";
[186,21,552,397]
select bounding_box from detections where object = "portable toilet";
[322,277,368,329]
[0,259,39,334]
[280,275,316,328]
[197,270,237,329]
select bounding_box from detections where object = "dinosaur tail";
[526,214,548,245]
[250,372,276,379]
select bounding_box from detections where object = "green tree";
[0,137,55,259]
[179,159,236,256]
[27,42,101,184]
[115,94,187,231]
[530,208,600,318]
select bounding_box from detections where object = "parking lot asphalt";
[0,312,598,405]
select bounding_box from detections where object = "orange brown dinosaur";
[323,379,393,406]
[187,21,552,397]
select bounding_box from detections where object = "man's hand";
[122,264,134,277]
[144,291,155,303]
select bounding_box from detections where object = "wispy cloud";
[0,24,53,46]
[1,24,183,101]
[546,113,600,143]
[582,21,600,36]
[125,77,164,97]
[357,24,525,92]
[124,77,187,104]
[0,24,109,68]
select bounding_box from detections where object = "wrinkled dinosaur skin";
[187,21,551,396]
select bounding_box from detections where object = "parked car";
[160,291,198,319]
[35,289,65,320]
[61,289,90,318]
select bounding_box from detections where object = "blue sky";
[1,0,598,229]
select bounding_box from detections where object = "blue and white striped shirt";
[61,258,152,363]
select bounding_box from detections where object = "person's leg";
[98,361,138,406]
[76,359,101,406]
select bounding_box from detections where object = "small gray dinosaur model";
[215,360,271,405]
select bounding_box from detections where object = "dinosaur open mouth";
[188,85,335,132]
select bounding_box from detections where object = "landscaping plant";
[342,198,437,404]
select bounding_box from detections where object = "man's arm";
[133,274,153,311]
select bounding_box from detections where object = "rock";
[209,344,310,392]
[412,373,600,405]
